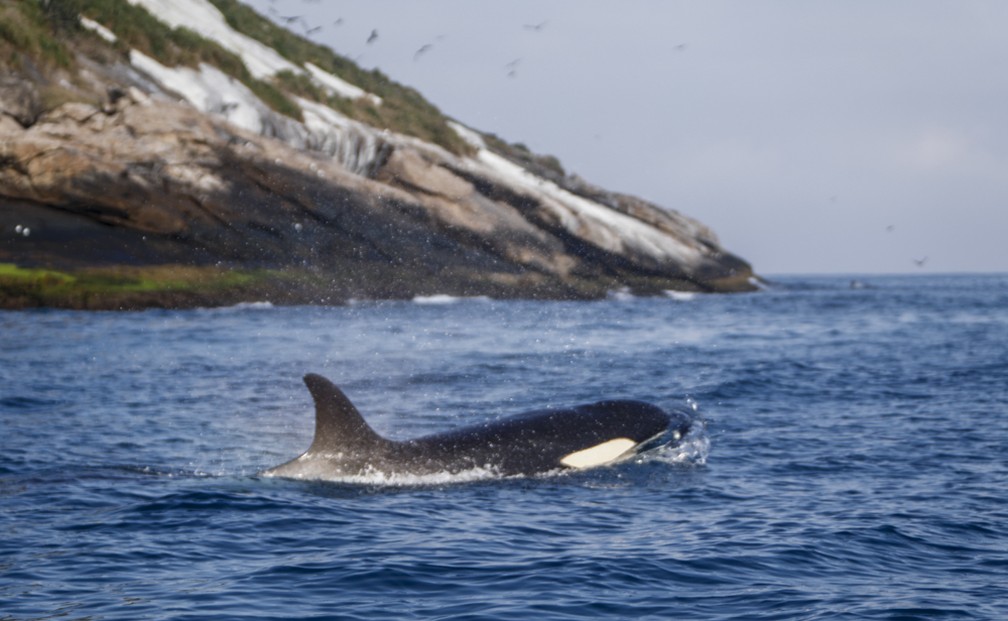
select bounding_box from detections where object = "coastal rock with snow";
[0,0,757,304]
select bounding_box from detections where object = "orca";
[260,373,692,481]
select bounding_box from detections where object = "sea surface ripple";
[2,274,1007,620]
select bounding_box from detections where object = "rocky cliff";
[0,0,757,308]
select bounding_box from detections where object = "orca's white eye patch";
[560,438,637,469]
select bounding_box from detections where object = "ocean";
[2,274,1006,620]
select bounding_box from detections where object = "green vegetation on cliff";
[1,0,468,152]
[205,0,470,154]
[1,0,301,119]
[0,263,294,310]
[0,1,756,310]
[0,1,75,70]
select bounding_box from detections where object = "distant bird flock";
[263,0,557,79]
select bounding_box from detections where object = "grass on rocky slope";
[0,0,75,70]
[79,0,303,120]
[206,0,471,155]
[3,0,468,153]
[0,0,302,120]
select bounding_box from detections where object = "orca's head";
[630,406,692,454]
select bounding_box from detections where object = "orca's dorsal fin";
[303,374,385,453]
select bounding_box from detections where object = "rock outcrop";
[0,0,757,305]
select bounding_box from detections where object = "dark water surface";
[2,274,1007,620]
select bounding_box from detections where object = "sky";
[242,0,1008,275]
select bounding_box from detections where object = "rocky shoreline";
[0,262,740,312]
[1,1,758,310]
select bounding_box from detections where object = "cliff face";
[0,0,757,305]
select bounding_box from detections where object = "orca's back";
[401,400,684,475]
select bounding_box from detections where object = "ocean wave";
[264,465,503,488]
[664,290,698,301]
[607,287,636,301]
[196,300,275,313]
[647,427,710,466]
[412,294,492,305]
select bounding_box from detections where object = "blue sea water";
[2,274,1007,620]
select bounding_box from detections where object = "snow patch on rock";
[127,0,296,79]
[127,0,379,105]
[129,51,272,135]
[128,51,387,175]
[304,62,382,106]
[79,16,117,43]
[450,124,702,266]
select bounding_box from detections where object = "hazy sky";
[243,1,1007,275]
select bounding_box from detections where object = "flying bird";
[367,29,379,44]
[914,256,928,268]
[524,20,548,31]
[414,44,433,60]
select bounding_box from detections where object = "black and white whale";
[261,373,692,480]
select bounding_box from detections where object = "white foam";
[644,425,709,466]
[607,288,636,301]
[230,301,274,310]
[664,290,698,301]
[412,294,492,305]
[264,464,501,487]
[192,300,275,315]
